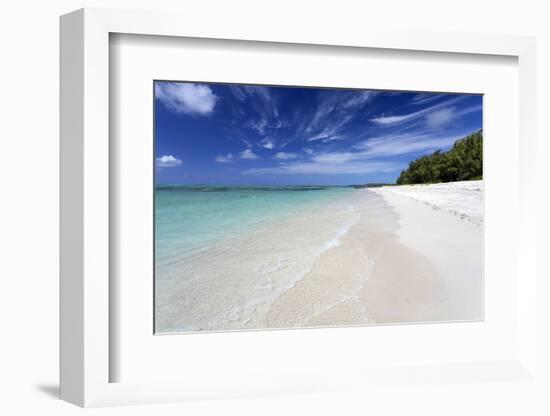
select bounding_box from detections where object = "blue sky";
[155,81,482,186]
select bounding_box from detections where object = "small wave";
[256,257,288,275]
[323,217,357,250]
[324,230,346,250]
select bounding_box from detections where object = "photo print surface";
[154,81,483,334]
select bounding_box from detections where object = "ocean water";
[154,185,360,332]
[155,185,354,270]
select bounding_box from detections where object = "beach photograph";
[154,81,483,334]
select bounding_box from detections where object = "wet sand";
[265,189,480,328]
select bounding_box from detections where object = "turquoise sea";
[155,185,354,270]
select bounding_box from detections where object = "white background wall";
[0,0,548,414]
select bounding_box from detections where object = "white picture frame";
[60,7,538,407]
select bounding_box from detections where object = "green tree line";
[396,130,483,185]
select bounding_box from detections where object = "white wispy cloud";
[260,138,275,149]
[353,131,471,158]
[242,85,283,136]
[311,152,355,164]
[155,82,218,115]
[245,115,283,136]
[305,97,348,133]
[274,152,297,160]
[243,161,402,175]
[244,131,464,176]
[298,129,472,169]
[302,91,377,142]
[411,93,442,105]
[229,85,247,101]
[424,104,481,130]
[156,155,182,168]
[354,133,423,150]
[425,107,456,129]
[228,85,279,123]
[307,115,355,142]
[456,104,483,118]
[227,87,381,150]
[240,149,260,160]
[359,136,456,158]
[215,153,234,163]
[307,91,373,130]
[243,86,280,125]
[307,126,340,142]
[342,91,377,109]
[245,86,278,115]
[245,119,269,135]
[307,129,341,142]
[370,96,463,126]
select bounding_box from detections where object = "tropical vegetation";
[396,130,482,185]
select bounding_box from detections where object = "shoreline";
[156,182,483,333]
[266,184,483,328]
[155,186,355,275]
[155,192,361,333]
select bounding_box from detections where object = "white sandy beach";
[155,181,483,333]
[375,180,483,225]
[368,181,483,323]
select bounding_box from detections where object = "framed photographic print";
[60,8,538,407]
[153,81,484,334]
